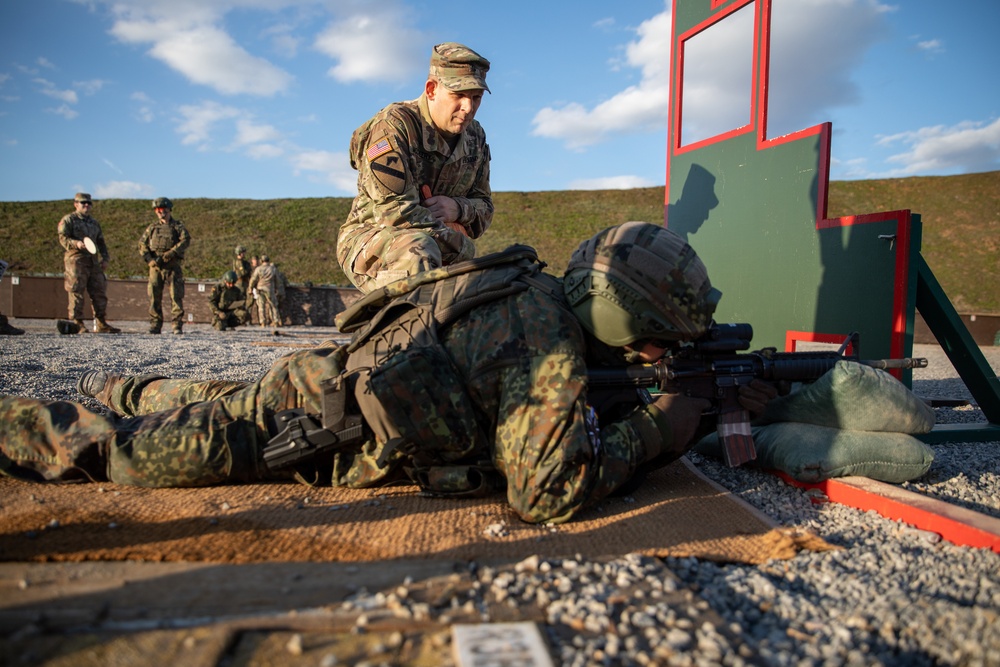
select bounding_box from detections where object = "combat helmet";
[152,197,173,209]
[563,221,721,347]
[235,245,246,255]
[222,270,238,284]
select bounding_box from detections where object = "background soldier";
[55,193,121,334]
[208,270,249,331]
[234,244,255,324]
[248,254,280,327]
[336,42,494,293]
[0,223,763,526]
[0,259,25,335]
[139,197,191,334]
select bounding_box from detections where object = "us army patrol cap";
[74,193,93,203]
[429,42,490,93]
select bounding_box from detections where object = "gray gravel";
[1,320,999,666]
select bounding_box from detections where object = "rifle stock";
[588,323,927,467]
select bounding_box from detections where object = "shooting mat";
[0,459,833,566]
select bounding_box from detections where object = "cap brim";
[439,76,491,94]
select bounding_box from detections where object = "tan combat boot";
[74,319,90,333]
[95,319,122,334]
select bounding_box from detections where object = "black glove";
[651,392,713,453]
[737,379,779,419]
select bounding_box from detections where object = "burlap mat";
[0,459,833,565]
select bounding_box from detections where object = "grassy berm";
[1,170,997,313]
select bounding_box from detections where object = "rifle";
[587,323,927,468]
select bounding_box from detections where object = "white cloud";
[568,175,659,190]
[313,8,426,84]
[233,118,283,147]
[93,180,155,199]
[877,117,1000,175]
[36,57,56,69]
[73,79,110,95]
[290,149,355,191]
[766,0,891,138]
[915,38,944,55]
[532,9,673,148]
[176,100,242,146]
[0,73,10,85]
[247,143,285,159]
[34,78,78,104]
[532,0,894,150]
[47,104,79,120]
[111,20,292,96]
[131,92,155,122]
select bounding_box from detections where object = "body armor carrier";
[148,223,180,254]
[339,244,559,497]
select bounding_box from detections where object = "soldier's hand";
[162,251,175,262]
[652,392,713,450]
[148,259,158,268]
[424,195,462,226]
[75,240,86,250]
[737,379,779,418]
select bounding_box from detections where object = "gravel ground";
[1,319,999,666]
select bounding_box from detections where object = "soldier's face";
[426,80,483,136]
[74,201,92,214]
[155,207,170,221]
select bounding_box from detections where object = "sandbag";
[692,360,936,483]
[757,360,935,433]
[694,422,934,483]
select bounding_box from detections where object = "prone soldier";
[1,222,768,524]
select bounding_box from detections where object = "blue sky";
[0,0,997,202]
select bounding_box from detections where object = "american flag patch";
[366,138,391,160]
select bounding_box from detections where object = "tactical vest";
[148,222,180,254]
[334,244,563,496]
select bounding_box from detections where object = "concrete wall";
[0,275,361,327]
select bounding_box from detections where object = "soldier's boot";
[149,321,162,334]
[0,314,25,335]
[76,369,121,405]
[94,318,122,334]
[74,319,90,333]
[172,322,184,335]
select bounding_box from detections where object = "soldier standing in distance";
[248,254,280,327]
[234,244,255,324]
[55,193,121,334]
[336,42,493,293]
[139,197,191,334]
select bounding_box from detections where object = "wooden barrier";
[0,275,361,327]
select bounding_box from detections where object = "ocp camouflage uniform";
[0,250,673,525]
[336,95,493,293]
[57,211,112,322]
[139,217,191,331]
[208,282,249,330]
[248,260,280,326]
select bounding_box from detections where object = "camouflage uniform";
[248,258,280,326]
[208,282,249,330]
[336,44,493,293]
[57,204,112,322]
[0,251,673,525]
[139,210,191,333]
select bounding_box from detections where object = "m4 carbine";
[587,323,927,468]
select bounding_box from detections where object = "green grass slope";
[1,171,996,312]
